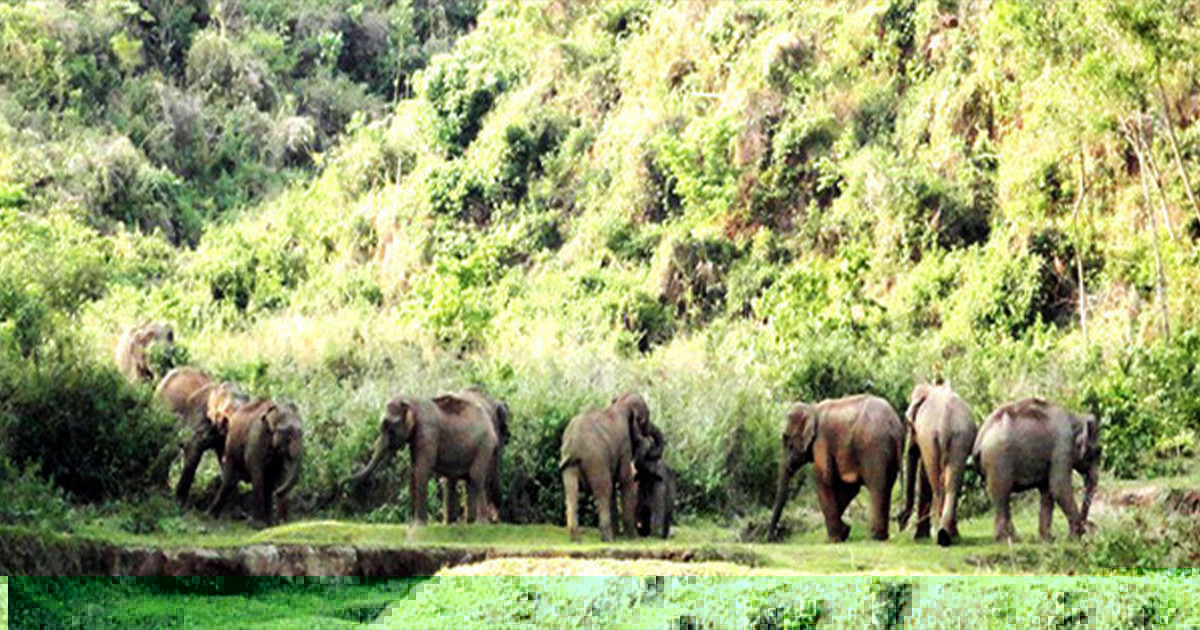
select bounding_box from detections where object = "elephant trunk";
[768,458,797,537]
[345,436,391,486]
[275,440,303,499]
[1080,459,1099,524]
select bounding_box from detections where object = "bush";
[0,348,175,502]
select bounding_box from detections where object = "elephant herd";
[118,323,1100,544]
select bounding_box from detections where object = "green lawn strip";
[7,578,422,630]
[377,575,1200,629]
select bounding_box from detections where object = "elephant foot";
[827,523,851,543]
[936,528,952,547]
[871,529,889,542]
[569,527,582,543]
[913,523,931,540]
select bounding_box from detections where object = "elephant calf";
[207,397,305,528]
[897,384,977,546]
[634,420,674,539]
[155,367,249,506]
[560,393,651,542]
[769,394,905,542]
[974,397,1100,542]
[345,392,500,526]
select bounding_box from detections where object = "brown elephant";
[207,396,305,527]
[345,393,500,525]
[154,367,248,506]
[115,322,175,384]
[896,384,978,546]
[769,394,905,542]
[633,420,673,539]
[439,387,509,524]
[559,392,650,542]
[973,397,1100,542]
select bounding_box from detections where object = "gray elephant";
[154,367,248,506]
[207,396,305,527]
[115,322,175,384]
[896,384,978,546]
[769,395,905,542]
[440,387,509,524]
[560,392,650,542]
[634,420,673,539]
[973,397,1100,542]
[345,393,500,525]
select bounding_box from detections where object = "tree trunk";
[1156,69,1200,227]
[1141,130,1178,241]
[1126,119,1172,340]
[1071,145,1089,342]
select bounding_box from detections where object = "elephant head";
[611,392,651,456]
[769,403,817,536]
[206,382,249,435]
[265,400,304,501]
[1073,413,1101,525]
[117,322,176,383]
[345,397,416,486]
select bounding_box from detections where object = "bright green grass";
[379,575,1200,629]
[7,578,422,630]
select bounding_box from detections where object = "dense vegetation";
[2,0,1200,531]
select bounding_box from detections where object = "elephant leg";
[249,464,270,526]
[442,478,460,525]
[618,461,638,539]
[939,462,966,546]
[651,480,668,539]
[1039,486,1055,542]
[591,470,616,542]
[466,475,485,524]
[563,466,582,542]
[914,462,933,540]
[817,481,850,542]
[1050,468,1085,538]
[410,465,431,526]
[867,479,892,542]
[175,440,206,506]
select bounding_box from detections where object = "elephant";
[439,387,509,524]
[344,393,500,525]
[633,420,673,539]
[769,394,905,542]
[115,322,175,384]
[896,384,978,546]
[207,396,305,527]
[154,367,248,506]
[559,392,651,542]
[973,397,1100,542]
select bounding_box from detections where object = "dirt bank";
[0,530,758,576]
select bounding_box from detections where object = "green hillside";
[2,0,1199,530]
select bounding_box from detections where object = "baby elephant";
[207,396,305,528]
[974,397,1100,542]
[634,421,674,539]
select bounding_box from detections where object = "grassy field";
[16,466,1193,576]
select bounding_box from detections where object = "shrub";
[0,347,175,502]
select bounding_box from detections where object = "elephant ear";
[1074,414,1099,462]
[905,385,931,428]
[787,404,817,455]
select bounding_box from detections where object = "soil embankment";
[0,530,757,576]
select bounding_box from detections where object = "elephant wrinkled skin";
[634,420,673,539]
[154,367,248,506]
[560,393,651,542]
[769,394,905,542]
[897,384,978,546]
[974,397,1100,542]
[207,397,305,527]
[345,392,500,526]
